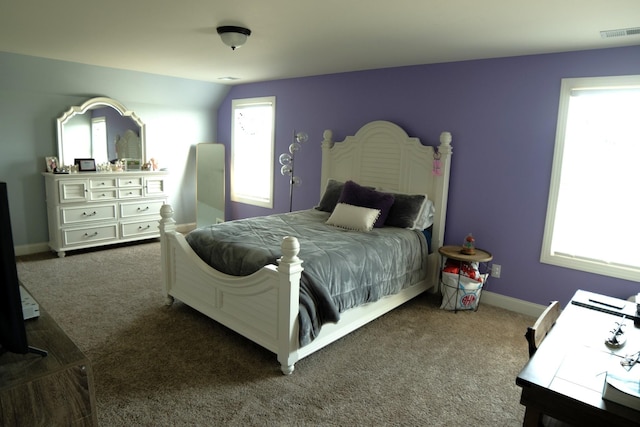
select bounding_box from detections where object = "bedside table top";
[439,245,493,262]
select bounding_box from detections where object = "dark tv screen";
[0,181,29,355]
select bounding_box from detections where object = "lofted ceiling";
[1,0,639,85]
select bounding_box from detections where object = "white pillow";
[415,199,435,229]
[326,203,381,232]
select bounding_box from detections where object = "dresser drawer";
[118,177,143,188]
[121,219,160,238]
[63,224,118,246]
[89,190,117,201]
[120,200,165,218]
[118,188,144,198]
[89,178,117,189]
[61,204,117,225]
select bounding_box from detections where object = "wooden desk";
[0,306,97,426]
[516,290,640,426]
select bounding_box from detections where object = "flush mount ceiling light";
[216,26,251,50]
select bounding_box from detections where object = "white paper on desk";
[603,371,640,410]
[553,348,612,393]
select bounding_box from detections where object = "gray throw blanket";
[185,209,428,346]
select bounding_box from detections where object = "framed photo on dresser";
[124,159,141,171]
[74,158,96,172]
[45,156,58,173]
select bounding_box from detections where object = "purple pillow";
[337,180,395,228]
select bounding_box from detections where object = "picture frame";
[74,158,97,172]
[45,156,59,173]
[124,159,141,171]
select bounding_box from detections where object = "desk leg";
[522,406,542,427]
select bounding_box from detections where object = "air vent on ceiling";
[600,27,640,38]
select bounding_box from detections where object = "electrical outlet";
[491,264,501,278]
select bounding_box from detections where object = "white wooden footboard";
[159,204,302,374]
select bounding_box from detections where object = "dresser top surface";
[42,170,169,180]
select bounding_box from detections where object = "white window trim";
[230,96,275,209]
[540,75,640,282]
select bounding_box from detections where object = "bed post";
[429,132,453,288]
[319,129,334,198]
[159,204,176,306]
[276,236,303,375]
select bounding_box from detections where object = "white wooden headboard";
[320,120,453,258]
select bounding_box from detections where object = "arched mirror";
[57,97,145,167]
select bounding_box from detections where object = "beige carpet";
[17,241,533,426]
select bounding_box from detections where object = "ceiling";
[1,0,639,85]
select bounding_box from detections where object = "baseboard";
[481,290,545,318]
[15,242,50,257]
[177,222,196,234]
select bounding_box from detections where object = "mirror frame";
[57,97,145,167]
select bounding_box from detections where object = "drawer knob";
[83,231,99,238]
[137,206,150,211]
[82,211,97,216]
[138,225,151,230]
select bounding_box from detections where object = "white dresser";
[42,171,168,257]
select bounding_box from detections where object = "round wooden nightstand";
[438,245,493,264]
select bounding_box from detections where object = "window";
[91,117,107,161]
[541,75,640,281]
[230,97,275,208]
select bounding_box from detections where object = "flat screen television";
[0,182,46,357]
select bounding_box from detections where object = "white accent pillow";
[326,203,381,232]
[415,199,436,230]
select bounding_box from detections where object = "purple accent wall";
[217,46,640,306]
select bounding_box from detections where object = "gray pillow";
[384,193,428,229]
[315,179,345,212]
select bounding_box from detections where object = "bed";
[159,120,453,374]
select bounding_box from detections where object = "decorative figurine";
[461,233,476,255]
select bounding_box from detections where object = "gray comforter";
[185,209,428,346]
